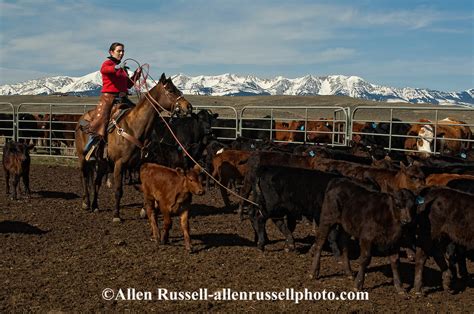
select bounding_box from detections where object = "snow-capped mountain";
[1,71,473,106]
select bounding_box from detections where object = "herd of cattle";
[2,108,474,296]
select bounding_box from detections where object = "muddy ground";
[1,163,473,312]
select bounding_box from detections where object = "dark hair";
[109,42,124,52]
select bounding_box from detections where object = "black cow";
[414,187,474,294]
[17,113,42,145]
[310,178,416,293]
[240,117,272,140]
[151,109,217,169]
[446,178,474,194]
[360,118,411,150]
[250,165,341,253]
[2,141,34,200]
[302,145,373,165]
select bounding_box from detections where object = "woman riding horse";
[83,42,142,159]
[76,71,192,222]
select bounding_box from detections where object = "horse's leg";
[92,161,107,212]
[79,158,91,210]
[113,160,125,222]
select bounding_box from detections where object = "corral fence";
[0,102,473,158]
[17,103,96,157]
[351,106,474,156]
[0,102,15,143]
[239,105,349,146]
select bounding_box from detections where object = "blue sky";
[0,0,472,91]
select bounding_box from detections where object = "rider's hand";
[114,62,127,71]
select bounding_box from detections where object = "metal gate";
[193,105,239,141]
[240,105,350,145]
[351,105,474,155]
[0,102,15,144]
[17,103,96,157]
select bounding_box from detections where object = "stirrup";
[85,143,98,161]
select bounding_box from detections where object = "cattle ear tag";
[371,122,378,129]
[216,148,224,155]
[309,150,316,157]
[251,144,255,149]
[416,196,425,205]
[460,153,467,159]
[300,125,305,131]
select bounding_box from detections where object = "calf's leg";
[179,209,192,252]
[310,224,332,279]
[354,239,372,291]
[12,174,20,200]
[22,172,31,197]
[145,198,160,241]
[388,249,405,294]
[338,230,353,278]
[161,210,172,245]
[272,217,295,252]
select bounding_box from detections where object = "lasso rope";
[121,58,259,207]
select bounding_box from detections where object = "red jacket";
[100,58,134,93]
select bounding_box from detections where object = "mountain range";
[1,71,473,106]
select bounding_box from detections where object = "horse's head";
[158,73,192,117]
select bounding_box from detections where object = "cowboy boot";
[84,93,115,160]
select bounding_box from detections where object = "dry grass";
[1,94,472,122]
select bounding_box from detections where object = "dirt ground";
[1,163,473,312]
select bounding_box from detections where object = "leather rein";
[111,82,184,150]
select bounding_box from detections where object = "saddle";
[78,101,134,161]
[79,103,133,133]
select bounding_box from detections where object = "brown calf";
[2,141,34,200]
[311,157,425,193]
[211,149,252,207]
[140,163,204,252]
[273,120,305,142]
[425,173,474,186]
[405,118,472,156]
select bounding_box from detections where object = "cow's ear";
[400,161,406,170]
[213,113,219,119]
[193,164,202,173]
[160,73,167,83]
[406,155,414,165]
[27,143,35,150]
[175,167,185,175]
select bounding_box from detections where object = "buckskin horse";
[75,73,192,222]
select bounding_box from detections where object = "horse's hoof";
[309,273,319,280]
[112,217,122,223]
[93,208,99,213]
[284,244,295,253]
[81,202,90,211]
[139,208,147,219]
